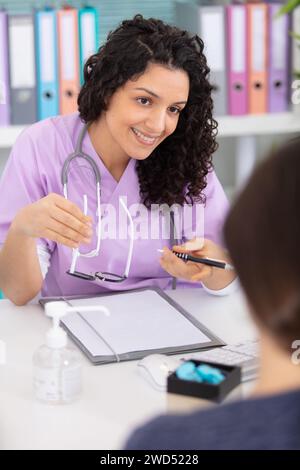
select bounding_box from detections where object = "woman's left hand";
[159,238,236,290]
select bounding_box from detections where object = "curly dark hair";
[78,14,218,208]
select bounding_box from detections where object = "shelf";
[217,112,300,138]
[0,112,300,148]
[0,126,25,148]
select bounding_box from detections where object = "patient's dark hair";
[78,14,217,208]
[224,138,300,352]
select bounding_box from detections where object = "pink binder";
[247,3,268,115]
[57,7,80,115]
[227,4,248,115]
[268,3,290,113]
[0,11,10,125]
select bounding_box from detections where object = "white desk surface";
[0,288,257,450]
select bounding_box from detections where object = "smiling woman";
[0,14,236,304]
[86,63,190,182]
[78,15,217,208]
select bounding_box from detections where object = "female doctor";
[0,15,236,305]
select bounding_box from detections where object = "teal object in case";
[35,8,59,120]
[79,6,99,85]
[0,291,3,299]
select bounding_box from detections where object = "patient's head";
[224,138,300,353]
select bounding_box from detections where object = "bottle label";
[62,366,81,401]
[34,365,81,403]
[34,367,60,402]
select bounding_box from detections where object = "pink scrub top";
[0,113,229,297]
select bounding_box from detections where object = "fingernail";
[184,239,204,250]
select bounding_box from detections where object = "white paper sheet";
[62,291,211,357]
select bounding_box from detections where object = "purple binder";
[0,11,10,125]
[268,4,290,113]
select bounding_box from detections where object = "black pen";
[158,249,234,271]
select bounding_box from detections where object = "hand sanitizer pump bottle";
[33,301,110,404]
[33,301,82,405]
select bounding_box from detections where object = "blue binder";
[35,8,59,120]
[78,6,99,85]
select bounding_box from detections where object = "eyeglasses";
[61,123,134,284]
[67,196,134,283]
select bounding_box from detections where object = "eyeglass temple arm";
[69,195,88,273]
[120,198,134,277]
[63,177,101,259]
[95,181,101,254]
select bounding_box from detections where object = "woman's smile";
[131,127,159,146]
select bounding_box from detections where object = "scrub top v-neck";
[0,112,230,297]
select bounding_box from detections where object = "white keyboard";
[191,339,259,382]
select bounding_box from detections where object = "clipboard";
[39,287,225,365]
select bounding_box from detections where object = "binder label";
[232,7,246,73]
[81,12,96,63]
[40,14,55,82]
[9,20,35,88]
[201,11,225,72]
[61,13,76,80]
[252,9,265,72]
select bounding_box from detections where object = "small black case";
[167,359,241,403]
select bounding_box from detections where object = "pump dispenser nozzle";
[45,301,69,349]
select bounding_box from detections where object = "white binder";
[8,15,37,124]
[175,2,227,116]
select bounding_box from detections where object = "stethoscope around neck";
[61,122,134,282]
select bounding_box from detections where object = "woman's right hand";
[11,193,93,249]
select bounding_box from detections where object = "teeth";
[132,128,156,143]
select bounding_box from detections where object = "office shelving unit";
[218,112,300,186]
[217,112,300,137]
